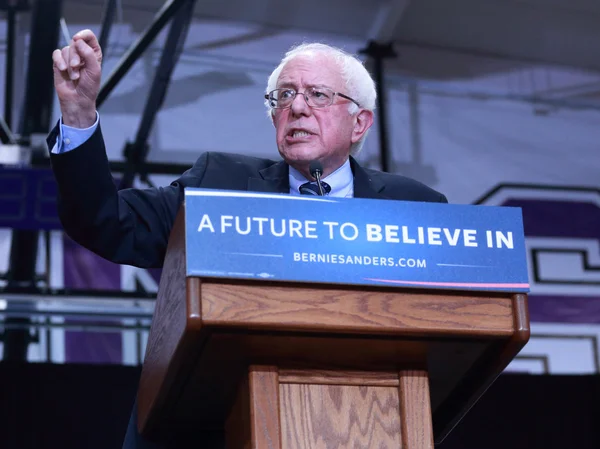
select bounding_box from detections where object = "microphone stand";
[313,170,325,196]
[309,160,325,196]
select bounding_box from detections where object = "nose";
[289,91,311,117]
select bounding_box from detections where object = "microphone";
[309,160,325,196]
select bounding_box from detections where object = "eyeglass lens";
[271,88,333,108]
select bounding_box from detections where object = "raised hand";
[52,29,103,128]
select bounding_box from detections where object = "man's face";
[272,55,372,177]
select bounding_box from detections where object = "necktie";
[299,181,331,196]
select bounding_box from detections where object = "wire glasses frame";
[265,87,361,109]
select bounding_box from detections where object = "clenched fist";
[52,29,102,128]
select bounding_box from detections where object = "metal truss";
[0,0,404,360]
[0,0,197,360]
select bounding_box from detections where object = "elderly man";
[50,30,446,448]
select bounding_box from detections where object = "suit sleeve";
[47,121,209,268]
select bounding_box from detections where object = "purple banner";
[63,235,123,364]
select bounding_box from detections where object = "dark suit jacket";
[47,122,447,269]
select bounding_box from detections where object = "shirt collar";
[289,159,353,198]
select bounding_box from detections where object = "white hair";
[265,42,377,155]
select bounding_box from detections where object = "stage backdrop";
[0,19,598,373]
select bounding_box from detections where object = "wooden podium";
[137,208,530,448]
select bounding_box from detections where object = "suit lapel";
[247,160,290,193]
[350,157,387,199]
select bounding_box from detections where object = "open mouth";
[286,129,314,141]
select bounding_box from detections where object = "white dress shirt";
[288,159,354,198]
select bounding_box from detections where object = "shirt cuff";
[51,111,100,154]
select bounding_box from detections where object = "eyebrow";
[276,82,332,90]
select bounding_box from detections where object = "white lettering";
[252,217,268,235]
[323,221,339,239]
[398,258,427,268]
[385,225,400,243]
[417,227,425,244]
[340,223,359,241]
[197,214,215,233]
[366,224,382,242]
[428,227,442,245]
[289,219,303,238]
[496,231,514,249]
[464,230,478,247]
[235,216,251,235]
[270,219,286,237]
[305,220,318,239]
[443,228,461,246]
[221,215,233,233]
[402,226,416,244]
[486,230,494,248]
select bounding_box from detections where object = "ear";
[270,111,276,127]
[351,109,374,144]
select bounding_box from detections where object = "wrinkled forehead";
[276,54,344,90]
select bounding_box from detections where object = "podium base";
[226,365,433,449]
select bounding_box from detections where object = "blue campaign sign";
[184,189,530,293]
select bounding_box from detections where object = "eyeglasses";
[265,87,361,109]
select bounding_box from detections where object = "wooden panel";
[432,294,530,443]
[201,282,514,337]
[249,366,282,449]
[399,370,434,449]
[280,384,402,449]
[280,369,399,387]
[171,330,492,429]
[137,207,205,437]
[171,332,432,429]
[226,377,251,449]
